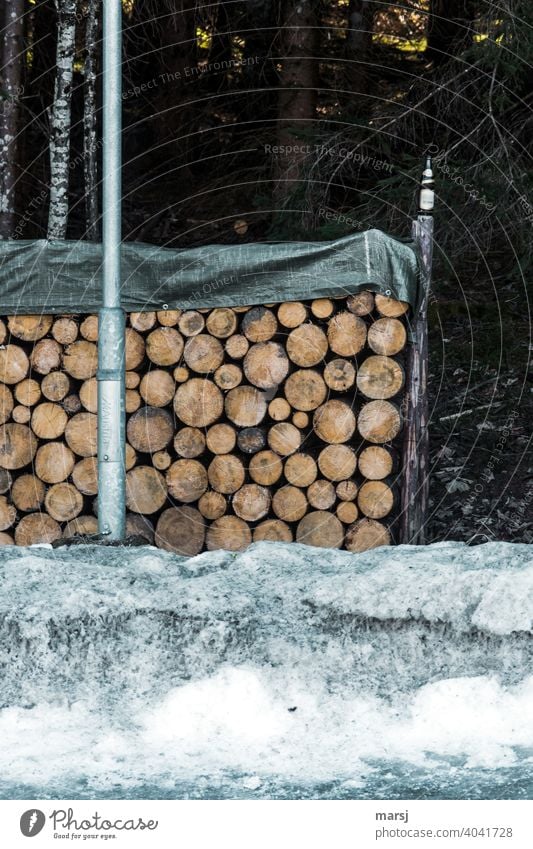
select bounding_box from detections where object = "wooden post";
[400,158,434,544]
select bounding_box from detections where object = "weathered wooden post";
[400,157,434,544]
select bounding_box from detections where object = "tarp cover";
[0,229,419,314]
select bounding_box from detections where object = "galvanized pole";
[97,0,125,539]
[400,157,434,544]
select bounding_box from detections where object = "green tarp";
[0,229,419,314]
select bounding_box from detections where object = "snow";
[0,540,531,798]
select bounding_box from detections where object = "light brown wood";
[336,501,359,524]
[0,319,6,345]
[267,422,301,456]
[174,426,206,458]
[41,371,70,402]
[63,515,99,538]
[292,411,309,429]
[243,342,289,390]
[284,453,317,487]
[198,490,227,520]
[323,358,356,391]
[225,385,267,427]
[30,338,62,375]
[307,479,336,510]
[375,294,409,317]
[153,450,172,470]
[358,480,394,519]
[272,485,308,522]
[296,511,344,548]
[0,531,13,545]
[356,355,404,400]
[249,450,283,485]
[357,400,401,443]
[127,406,173,453]
[0,344,29,384]
[155,506,205,555]
[184,334,224,374]
[179,311,205,337]
[318,444,357,481]
[367,317,407,356]
[157,309,181,327]
[0,423,37,469]
[8,314,52,341]
[327,311,366,356]
[80,314,98,341]
[233,306,251,313]
[206,308,238,338]
[125,390,141,413]
[130,311,157,332]
[62,340,98,379]
[206,423,236,455]
[0,384,14,424]
[206,515,252,552]
[126,466,168,514]
[52,317,78,344]
[225,334,249,359]
[345,518,391,552]
[124,328,145,370]
[166,458,208,502]
[79,377,97,412]
[358,446,394,480]
[126,371,140,389]
[278,301,307,328]
[0,468,12,494]
[0,495,16,530]
[268,397,291,421]
[173,366,189,382]
[72,456,98,495]
[174,378,224,426]
[126,513,155,544]
[12,405,30,423]
[336,479,358,501]
[347,291,374,316]
[146,327,184,366]
[15,378,41,407]
[313,400,356,444]
[241,307,277,342]
[253,519,293,543]
[62,394,82,414]
[233,484,271,521]
[214,363,242,390]
[35,442,75,483]
[237,427,266,454]
[311,298,334,319]
[15,513,61,545]
[125,443,137,471]
[284,369,326,411]
[45,482,83,522]
[287,324,328,367]
[31,402,68,439]
[65,412,98,457]
[208,454,245,494]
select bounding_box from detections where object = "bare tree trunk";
[0,0,25,239]
[275,0,318,200]
[345,0,374,100]
[47,0,77,240]
[84,0,100,240]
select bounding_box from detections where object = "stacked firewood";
[0,292,409,552]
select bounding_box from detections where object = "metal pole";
[97,0,125,539]
[400,157,434,544]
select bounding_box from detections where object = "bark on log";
[327,312,366,356]
[125,466,168,514]
[155,506,205,555]
[0,423,38,469]
[7,315,53,341]
[146,327,185,366]
[287,324,328,366]
[206,515,252,551]
[347,291,374,315]
[357,400,401,443]
[272,485,308,522]
[208,454,245,493]
[241,307,278,342]
[31,402,68,439]
[206,423,236,455]
[313,400,356,444]
[65,412,98,456]
[62,341,98,379]
[318,444,357,481]
[184,334,224,374]
[296,511,344,548]
[175,378,224,426]
[268,398,291,421]
[244,342,289,389]
[35,442,75,483]
[30,339,62,375]
[214,363,242,390]
[358,445,394,480]
[367,317,407,356]
[284,452,317,487]
[41,371,70,402]
[356,355,404,400]
[233,484,271,521]
[0,345,29,384]
[345,518,391,551]
[166,459,208,502]
[284,369,326,411]
[127,406,174,453]
[15,513,62,546]
[15,378,41,407]
[225,334,249,359]
[253,519,293,543]
[45,482,83,521]
[358,480,394,519]
[198,490,227,520]
[267,422,301,456]
[206,308,238,338]
[278,301,307,328]
[72,456,98,495]
[225,385,267,427]
[248,450,283,485]
[174,426,206,458]
[307,479,336,510]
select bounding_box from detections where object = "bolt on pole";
[97,0,126,539]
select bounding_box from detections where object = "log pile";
[0,293,409,551]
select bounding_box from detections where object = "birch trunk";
[47,0,77,240]
[0,0,25,239]
[84,0,99,240]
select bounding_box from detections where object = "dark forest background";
[0,0,531,543]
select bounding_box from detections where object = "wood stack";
[0,294,409,552]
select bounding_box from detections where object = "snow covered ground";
[0,540,531,800]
